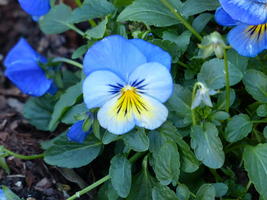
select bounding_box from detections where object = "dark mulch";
[0,1,93,199]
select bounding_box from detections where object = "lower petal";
[228,24,267,57]
[97,96,135,135]
[134,94,168,130]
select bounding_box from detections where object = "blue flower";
[215,7,267,57]
[219,0,267,25]
[0,189,7,200]
[18,0,50,19]
[83,35,173,135]
[67,120,91,143]
[4,38,56,96]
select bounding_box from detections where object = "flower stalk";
[224,49,230,113]
[1,146,44,160]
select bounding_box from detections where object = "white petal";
[83,70,125,109]
[134,94,168,130]
[128,62,173,103]
[97,95,135,135]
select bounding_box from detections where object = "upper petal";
[227,23,267,57]
[129,39,172,70]
[215,7,239,27]
[67,120,91,143]
[4,38,45,68]
[5,61,53,96]
[219,0,267,25]
[128,62,173,103]
[18,0,50,17]
[83,35,147,81]
[83,70,126,109]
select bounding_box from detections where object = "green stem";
[224,49,230,113]
[67,152,145,200]
[2,148,44,160]
[160,0,202,41]
[53,57,83,69]
[252,118,267,124]
[89,19,97,27]
[177,61,189,68]
[67,24,86,37]
[246,180,252,191]
[191,83,200,126]
[75,0,82,6]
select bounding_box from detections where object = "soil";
[0,1,94,199]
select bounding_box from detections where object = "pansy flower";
[82,35,173,135]
[0,189,6,200]
[4,38,56,96]
[18,0,50,19]
[67,120,92,143]
[215,7,267,57]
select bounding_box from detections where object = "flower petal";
[134,94,168,130]
[215,7,238,26]
[97,96,136,135]
[5,61,53,96]
[4,38,45,68]
[83,35,147,81]
[128,62,173,103]
[219,0,267,25]
[227,23,267,57]
[18,0,50,17]
[83,70,126,109]
[67,120,91,143]
[130,39,171,70]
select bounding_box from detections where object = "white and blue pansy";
[83,35,173,135]
[18,0,50,19]
[4,38,56,96]
[215,7,267,57]
[219,0,267,25]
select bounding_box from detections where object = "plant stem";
[224,49,230,113]
[191,83,199,126]
[67,24,87,38]
[75,0,82,6]
[252,118,267,124]
[177,61,189,68]
[2,147,44,160]
[66,152,145,200]
[160,0,202,41]
[89,19,97,27]
[53,57,83,69]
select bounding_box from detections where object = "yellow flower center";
[246,24,267,40]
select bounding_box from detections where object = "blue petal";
[0,189,6,200]
[83,35,147,81]
[83,70,125,109]
[129,39,171,70]
[227,24,267,57]
[215,7,239,26]
[5,61,53,96]
[4,38,45,68]
[18,0,50,17]
[67,121,91,143]
[219,0,267,25]
[128,62,173,103]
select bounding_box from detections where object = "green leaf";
[128,160,156,200]
[102,131,119,145]
[122,129,149,152]
[176,184,190,200]
[227,49,248,75]
[70,0,115,23]
[192,13,213,33]
[44,133,102,168]
[71,45,89,59]
[196,184,216,200]
[182,0,219,17]
[243,144,267,199]
[212,183,228,197]
[49,82,82,131]
[39,4,72,34]
[211,111,230,121]
[243,69,267,103]
[2,186,22,200]
[198,58,243,90]
[23,96,56,131]
[257,104,267,117]
[167,84,192,118]
[216,89,236,110]
[0,157,10,174]
[117,0,183,27]
[86,17,108,39]
[224,114,253,143]
[109,154,132,198]
[152,185,179,200]
[153,141,180,185]
[190,122,225,169]
[61,103,87,124]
